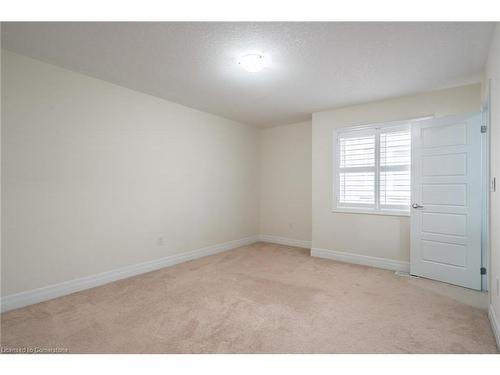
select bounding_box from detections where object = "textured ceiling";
[1,22,495,127]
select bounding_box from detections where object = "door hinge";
[481,267,487,275]
[481,125,487,133]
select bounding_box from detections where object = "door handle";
[411,203,424,209]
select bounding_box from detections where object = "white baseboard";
[0,235,259,313]
[311,247,410,272]
[258,234,311,249]
[489,304,500,351]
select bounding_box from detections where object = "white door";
[410,113,482,290]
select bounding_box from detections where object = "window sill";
[332,208,410,217]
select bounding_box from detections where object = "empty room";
[2,8,500,367]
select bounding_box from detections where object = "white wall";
[312,84,482,262]
[484,23,500,342]
[259,121,311,242]
[1,50,260,297]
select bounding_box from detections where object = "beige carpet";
[1,242,498,353]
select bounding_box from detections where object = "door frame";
[481,79,492,291]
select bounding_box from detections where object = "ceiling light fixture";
[237,53,269,73]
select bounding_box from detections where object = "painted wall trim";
[311,247,410,272]
[489,304,500,351]
[0,235,259,313]
[258,234,311,249]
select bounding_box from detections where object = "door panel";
[421,212,467,237]
[421,184,466,206]
[421,122,466,148]
[410,113,482,290]
[421,240,466,267]
[421,154,467,176]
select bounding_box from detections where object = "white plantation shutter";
[337,133,376,208]
[334,122,411,214]
[380,128,411,210]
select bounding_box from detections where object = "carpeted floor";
[1,242,498,353]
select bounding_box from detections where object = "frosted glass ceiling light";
[238,53,269,73]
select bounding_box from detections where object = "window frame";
[332,119,414,217]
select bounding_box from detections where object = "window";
[333,121,411,216]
